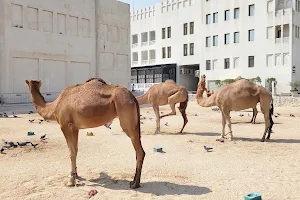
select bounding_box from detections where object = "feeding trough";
[27,131,35,136]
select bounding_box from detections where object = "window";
[249,29,254,41]
[224,33,230,44]
[234,32,240,43]
[248,56,254,67]
[183,23,188,35]
[190,43,194,55]
[225,10,230,21]
[190,22,194,34]
[162,47,166,58]
[162,28,166,39]
[206,14,211,24]
[267,1,274,13]
[267,27,273,39]
[206,36,211,47]
[275,53,281,65]
[167,26,171,38]
[213,12,218,23]
[234,8,240,19]
[224,58,230,69]
[249,4,255,16]
[167,46,171,58]
[212,59,218,70]
[267,54,273,66]
[213,35,218,46]
[234,57,240,68]
[206,60,211,70]
[183,44,188,56]
[283,53,289,65]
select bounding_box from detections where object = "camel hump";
[164,79,176,84]
[85,78,107,84]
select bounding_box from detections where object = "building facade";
[131,0,300,95]
[0,0,131,104]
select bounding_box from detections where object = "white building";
[130,0,300,95]
[0,0,131,104]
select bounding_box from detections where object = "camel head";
[25,80,42,91]
[198,74,206,90]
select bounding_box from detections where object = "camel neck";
[196,87,216,107]
[30,88,55,120]
[136,92,149,105]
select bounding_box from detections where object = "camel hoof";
[66,177,76,187]
[130,181,140,189]
[260,139,265,142]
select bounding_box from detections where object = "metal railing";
[0,92,61,104]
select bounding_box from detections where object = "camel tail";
[269,98,274,132]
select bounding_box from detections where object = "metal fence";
[0,92,61,105]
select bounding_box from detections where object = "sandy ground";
[0,101,300,200]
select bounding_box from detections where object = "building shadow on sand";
[88,172,212,196]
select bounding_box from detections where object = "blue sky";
[120,0,162,11]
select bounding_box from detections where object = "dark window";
[225,10,230,21]
[248,29,254,41]
[167,26,171,38]
[190,22,194,34]
[162,47,166,58]
[248,56,254,67]
[206,14,211,24]
[249,4,255,16]
[183,44,188,56]
[167,46,171,58]
[225,33,230,44]
[184,23,188,35]
[206,60,211,70]
[213,12,218,23]
[234,8,240,19]
[224,58,230,69]
[162,28,166,39]
[190,43,194,55]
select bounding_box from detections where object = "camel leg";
[260,107,271,142]
[116,100,145,189]
[250,107,258,124]
[217,111,227,140]
[159,103,176,119]
[61,125,79,187]
[178,101,188,133]
[223,110,233,141]
[153,105,161,134]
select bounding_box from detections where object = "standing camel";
[25,78,145,189]
[136,80,188,134]
[196,75,274,142]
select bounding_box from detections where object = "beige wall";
[0,0,130,101]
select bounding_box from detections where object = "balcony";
[141,60,149,65]
[132,43,138,48]
[132,61,138,66]
[283,36,289,43]
[149,59,156,64]
[141,42,148,47]
[149,40,156,45]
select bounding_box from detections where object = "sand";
[0,101,300,200]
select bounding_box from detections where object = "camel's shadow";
[88,172,211,196]
[236,137,300,144]
[168,132,220,137]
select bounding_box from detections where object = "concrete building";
[130,0,300,95]
[0,0,131,104]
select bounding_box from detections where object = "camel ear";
[25,80,29,85]
[37,80,42,87]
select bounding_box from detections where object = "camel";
[136,80,188,134]
[196,75,274,142]
[25,78,145,189]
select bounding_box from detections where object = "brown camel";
[25,78,145,189]
[196,75,274,142]
[136,80,188,134]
